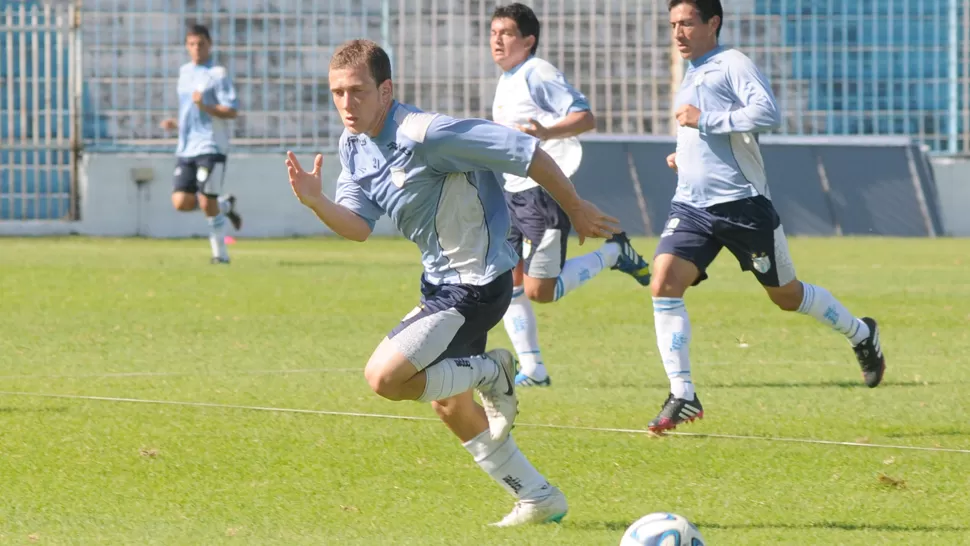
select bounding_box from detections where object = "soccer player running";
[285,40,620,526]
[649,0,886,433]
[159,24,242,264]
[490,3,652,387]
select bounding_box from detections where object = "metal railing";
[1,1,80,221]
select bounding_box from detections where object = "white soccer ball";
[619,512,706,546]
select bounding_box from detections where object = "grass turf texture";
[1,236,968,545]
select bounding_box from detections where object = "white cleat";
[490,485,568,527]
[478,348,518,441]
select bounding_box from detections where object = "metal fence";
[77,0,968,154]
[1,1,79,221]
[2,0,968,220]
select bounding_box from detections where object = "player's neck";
[688,43,720,65]
[366,99,395,138]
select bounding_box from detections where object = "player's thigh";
[195,154,227,198]
[380,270,514,372]
[653,202,722,294]
[512,188,570,281]
[716,197,797,288]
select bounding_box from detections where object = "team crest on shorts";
[522,238,533,259]
[751,252,772,274]
[196,166,210,182]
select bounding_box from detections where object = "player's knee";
[524,284,555,303]
[364,365,407,401]
[766,282,802,312]
[172,193,197,211]
[650,271,687,298]
[770,293,800,311]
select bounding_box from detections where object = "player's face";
[329,65,393,135]
[490,17,534,71]
[185,35,211,64]
[669,3,719,60]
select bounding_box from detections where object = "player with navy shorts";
[646,0,887,433]
[490,4,652,387]
[285,39,621,526]
[159,24,242,264]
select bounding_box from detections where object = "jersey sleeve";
[333,149,384,229]
[423,115,538,177]
[213,68,240,110]
[525,64,590,118]
[698,54,780,135]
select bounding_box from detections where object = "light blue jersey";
[336,101,537,286]
[673,46,781,208]
[492,56,590,192]
[176,61,238,158]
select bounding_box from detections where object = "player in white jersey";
[159,25,242,264]
[285,40,621,526]
[490,4,652,387]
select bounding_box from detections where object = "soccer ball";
[619,512,706,546]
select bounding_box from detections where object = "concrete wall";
[0,136,949,238]
[928,156,970,236]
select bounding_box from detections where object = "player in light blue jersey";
[285,40,620,526]
[490,3,652,388]
[645,0,886,433]
[159,24,242,264]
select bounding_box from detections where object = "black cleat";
[853,317,885,388]
[607,232,651,286]
[648,393,703,433]
[224,194,243,231]
[210,257,230,265]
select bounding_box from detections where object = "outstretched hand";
[566,200,621,244]
[285,151,324,206]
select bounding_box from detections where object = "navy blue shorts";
[387,270,513,370]
[506,187,572,279]
[173,154,227,197]
[654,196,796,287]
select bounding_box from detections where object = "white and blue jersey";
[175,61,238,158]
[673,46,781,208]
[492,56,590,193]
[335,101,538,286]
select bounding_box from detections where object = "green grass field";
[1,236,969,545]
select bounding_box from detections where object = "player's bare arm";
[517,110,595,141]
[285,151,372,242]
[193,91,238,120]
[526,148,619,243]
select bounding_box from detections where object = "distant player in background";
[159,24,242,264]
[648,0,886,432]
[286,40,621,526]
[490,3,652,388]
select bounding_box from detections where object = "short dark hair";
[492,3,541,55]
[668,0,723,38]
[186,24,211,42]
[330,39,393,85]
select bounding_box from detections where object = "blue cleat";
[515,372,551,387]
[608,232,651,286]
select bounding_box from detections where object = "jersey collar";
[688,45,722,68]
[503,55,534,76]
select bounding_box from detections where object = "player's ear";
[379,79,393,102]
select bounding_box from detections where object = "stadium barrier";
[0,135,948,239]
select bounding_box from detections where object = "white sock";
[502,286,547,380]
[797,282,870,346]
[217,195,232,215]
[463,429,551,500]
[417,355,500,402]
[653,297,694,400]
[552,243,618,301]
[207,214,228,260]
